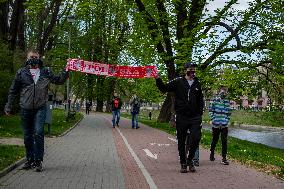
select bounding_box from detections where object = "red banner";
[66,59,157,78]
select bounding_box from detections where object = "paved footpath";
[1,113,284,189]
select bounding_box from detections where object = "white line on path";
[116,127,158,189]
[168,137,178,143]
[143,149,158,159]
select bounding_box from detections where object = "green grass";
[121,113,284,179]
[0,108,83,138]
[0,145,25,171]
[138,109,284,127]
[48,109,83,136]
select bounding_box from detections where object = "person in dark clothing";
[4,50,69,172]
[85,100,90,115]
[155,62,204,173]
[149,111,152,120]
[129,94,141,129]
[111,92,122,128]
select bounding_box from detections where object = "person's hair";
[27,49,40,58]
[184,62,198,69]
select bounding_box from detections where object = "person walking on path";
[129,94,141,129]
[155,62,204,173]
[4,50,69,172]
[85,100,91,115]
[111,92,122,128]
[209,85,232,165]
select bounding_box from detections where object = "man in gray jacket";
[4,50,69,172]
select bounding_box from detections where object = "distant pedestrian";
[209,85,232,165]
[129,94,141,129]
[111,92,122,128]
[76,102,80,112]
[85,100,90,115]
[4,50,69,172]
[149,111,152,120]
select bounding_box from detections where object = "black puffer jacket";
[5,66,68,111]
[156,76,204,118]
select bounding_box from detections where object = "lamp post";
[66,15,75,117]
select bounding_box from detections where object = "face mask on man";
[219,90,226,98]
[186,71,195,78]
[26,58,42,68]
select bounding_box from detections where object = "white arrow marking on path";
[143,149,158,159]
[168,137,178,143]
[150,143,170,146]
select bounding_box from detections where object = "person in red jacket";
[111,92,122,128]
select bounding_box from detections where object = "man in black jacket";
[156,62,204,173]
[4,50,69,172]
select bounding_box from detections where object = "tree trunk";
[0,1,9,41]
[96,100,104,112]
[157,93,174,123]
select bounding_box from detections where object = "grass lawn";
[0,108,83,138]
[138,109,284,127]
[0,145,25,171]
[0,108,83,172]
[121,113,284,180]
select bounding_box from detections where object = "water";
[203,125,284,149]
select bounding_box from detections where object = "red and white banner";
[66,59,158,78]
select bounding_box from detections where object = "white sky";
[206,0,252,14]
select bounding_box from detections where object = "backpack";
[114,98,119,109]
[132,100,140,113]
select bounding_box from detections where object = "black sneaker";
[22,160,33,170]
[188,161,196,172]
[210,153,215,161]
[193,160,199,166]
[180,164,187,173]
[34,161,43,172]
[221,158,229,165]
[136,126,140,129]
[116,122,119,127]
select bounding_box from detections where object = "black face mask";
[186,71,195,78]
[26,59,42,67]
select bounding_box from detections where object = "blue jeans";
[21,106,46,161]
[112,109,120,126]
[131,112,139,128]
[193,146,199,161]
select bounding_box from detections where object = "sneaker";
[34,161,43,172]
[136,126,140,129]
[193,160,199,166]
[22,160,33,170]
[221,158,229,165]
[188,161,196,172]
[116,122,119,127]
[180,164,187,173]
[210,153,215,161]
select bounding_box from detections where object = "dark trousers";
[86,107,90,114]
[21,106,47,161]
[210,127,228,158]
[176,115,202,165]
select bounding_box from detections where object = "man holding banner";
[155,62,204,173]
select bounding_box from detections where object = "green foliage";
[0,145,25,171]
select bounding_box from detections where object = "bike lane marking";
[116,127,158,189]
